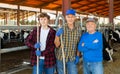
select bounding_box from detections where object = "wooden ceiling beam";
[114,1,120,4]
[0,0,120,17]
[0,0,27,5]
[75,3,91,10]
[51,6,61,11]
[114,10,120,15]
[75,0,105,14]
[11,0,27,5]
[71,0,81,4]
[52,0,80,10]
[35,0,56,8]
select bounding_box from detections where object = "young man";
[54,9,81,74]
[78,18,103,74]
[25,13,56,74]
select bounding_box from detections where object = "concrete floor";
[1,43,120,74]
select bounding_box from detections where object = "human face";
[86,22,96,34]
[39,17,49,26]
[65,14,76,25]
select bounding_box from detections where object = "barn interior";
[0,0,120,74]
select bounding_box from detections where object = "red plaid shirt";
[25,26,56,68]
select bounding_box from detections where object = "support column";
[39,8,42,25]
[22,12,25,25]
[40,8,42,13]
[35,12,37,25]
[7,13,10,25]
[14,13,17,25]
[0,38,2,72]
[17,5,20,26]
[27,11,29,25]
[62,0,71,16]
[4,13,7,25]
[56,11,58,18]
[4,13,10,25]
[80,16,84,28]
[109,0,114,30]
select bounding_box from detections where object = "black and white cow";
[0,29,31,49]
[109,29,120,43]
[0,31,4,48]
[0,31,8,48]
[16,30,30,42]
[102,34,113,62]
[10,31,17,39]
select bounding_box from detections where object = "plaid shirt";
[56,22,81,62]
[25,26,56,68]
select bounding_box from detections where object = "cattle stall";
[0,25,35,73]
[0,25,57,74]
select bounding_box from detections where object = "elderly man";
[54,9,82,74]
[78,18,103,74]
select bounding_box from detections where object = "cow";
[10,31,17,39]
[109,29,120,43]
[16,30,30,42]
[0,31,5,48]
[102,34,113,62]
[0,31,11,48]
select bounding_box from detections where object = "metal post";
[109,0,114,30]
[80,16,84,29]
[17,5,20,26]
[0,37,1,72]
[62,0,71,16]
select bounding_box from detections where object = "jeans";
[33,59,55,74]
[83,61,103,74]
[56,60,78,74]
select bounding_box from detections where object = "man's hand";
[56,28,63,37]
[35,50,41,56]
[34,43,40,49]
[74,56,80,64]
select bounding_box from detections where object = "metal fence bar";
[0,46,29,54]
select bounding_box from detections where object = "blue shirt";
[78,31,103,62]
